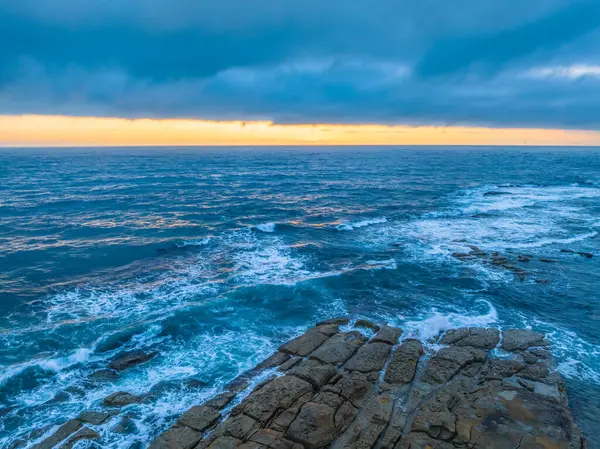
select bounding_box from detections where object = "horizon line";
[2,115,600,147]
[2,143,600,148]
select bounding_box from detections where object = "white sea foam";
[24,226,401,336]
[401,300,499,342]
[0,347,95,387]
[337,217,387,231]
[404,218,597,254]
[359,184,600,279]
[179,237,211,247]
[495,231,598,249]
[363,259,397,270]
[0,326,280,448]
[455,185,600,216]
[233,243,310,285]
[555,358,600,385]
[37,347,94,373]
[255,222,277,232]
[522,317,600,385]
[40,265,219,325]
[22,230,283,329]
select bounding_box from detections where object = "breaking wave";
[336,217,387,231]
[401,300,499,342]
[255,222,277,233]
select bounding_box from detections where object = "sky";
[1,0,600,146]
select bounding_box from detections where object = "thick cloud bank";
[1,0,600,128]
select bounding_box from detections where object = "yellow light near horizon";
[1,115,600,146]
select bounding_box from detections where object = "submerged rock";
[138,318,585,449]
[7,439,26,449]
[77,410,113,425]
[562,249,594,258]
[59,426,100,449]
[108,350,157,371]
[47,390,71,404]
[483,190,512,196]
[30,420,82,449]
[451,252,475,261]
[113,416,138,434]
[451,249,530,280]
[490,255,509,265]
[88,368,120,381]
[149,378,207,396]
[103,391,143,407]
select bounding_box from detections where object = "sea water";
[1,146,599,447]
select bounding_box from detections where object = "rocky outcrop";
[23,319,584,449]
[451,244,594,282]
[451,248,528,280]
[148,319,586,449]
[561,249,594,258]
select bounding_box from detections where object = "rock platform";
[148,318,586,449]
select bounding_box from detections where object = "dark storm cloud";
[1,0,600,128]
[416,1,600,78]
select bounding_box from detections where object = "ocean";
[1,146,599,448]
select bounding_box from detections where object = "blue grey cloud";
[1,0,599,129]
[416,1,600,78]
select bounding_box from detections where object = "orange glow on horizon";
[1,115,600,147]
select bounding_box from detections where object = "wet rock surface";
[148,320,585,449]
[109,350,158,371]
[561,249,594,259]
[30,420,83,449]
[28,319,585,449]
[77,410,114,425]
[88,368,120,381]
[103,391,144,407]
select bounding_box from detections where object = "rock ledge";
[148,320,586,449]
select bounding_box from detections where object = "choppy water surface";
[1,147,599,448]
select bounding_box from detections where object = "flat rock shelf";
[25,318,587,449]
[149,319,586,449]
